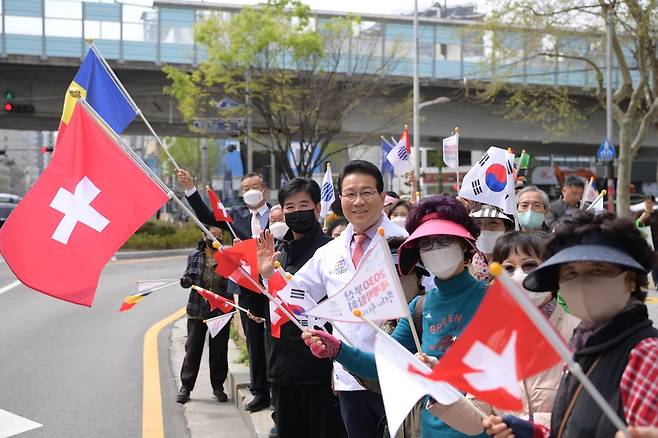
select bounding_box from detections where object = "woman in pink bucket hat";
[302,195,493,438]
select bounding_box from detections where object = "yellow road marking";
[646,297,658,304]
[143,307,186,438]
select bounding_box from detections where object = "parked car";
[0,202,16,227]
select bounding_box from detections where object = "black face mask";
[284,209,318,234]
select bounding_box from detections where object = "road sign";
[597,139,616,161]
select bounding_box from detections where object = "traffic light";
[40,146,54,153]
[4,91,14,100]
[4,103,34,113]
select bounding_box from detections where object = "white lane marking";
[0,408,42,437]
[0,280,21,296]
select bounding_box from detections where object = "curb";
[112,248,194,260]
[169,317,274,438]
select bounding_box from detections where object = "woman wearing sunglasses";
[301,195,493,438]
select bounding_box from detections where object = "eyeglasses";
[340,190,377,202]
[418,235,458,252]
[503,260,540,275]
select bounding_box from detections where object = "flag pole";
[87,41,182,172]
[76,96,304,331]
[205,185,239,240]
[586,189,607,211]
[489,263,630,436]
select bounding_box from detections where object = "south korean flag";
[458,147,516,214]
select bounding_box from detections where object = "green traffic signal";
[4,91,14,100]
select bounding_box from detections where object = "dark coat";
[181,240,230,319]
[265,220,334,386]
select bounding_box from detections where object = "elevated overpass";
[1,0,657,161]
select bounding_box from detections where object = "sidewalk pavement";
[169,317,275,438]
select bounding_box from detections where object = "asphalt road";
[0,255,191,438]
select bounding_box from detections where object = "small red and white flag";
[119,279,178,312]
[207,188,233,223]
[195,286,236,313]
[205,311,235,338]
[214,239,260,293]
[418,280,564,410]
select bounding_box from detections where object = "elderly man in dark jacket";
[177,226,231,404]
[257,177,346,438]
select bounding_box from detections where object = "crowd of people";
[173,160,657,438]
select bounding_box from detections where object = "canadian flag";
[0,102,168,306]
[195,286,236,313]
[418,280,564,410]
[207,187,233,223]
[214,239,260,293]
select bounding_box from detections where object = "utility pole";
[200,137,208,188]
[605,7,615,212]
[245,70,253,174]
[412,0,421,183]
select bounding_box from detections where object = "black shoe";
[245,394,270,412]
[213,388,228,403]
[268,426,279,438]
[176,387,191,404]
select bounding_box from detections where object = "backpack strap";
[412,295,426,341]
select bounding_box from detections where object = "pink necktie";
[352,234,368,267]
[251,212,261,238]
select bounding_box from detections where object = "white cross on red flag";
[415,280,564,410]
[0,103,169,306]
[207,187,233,223]
[214,239,260,293]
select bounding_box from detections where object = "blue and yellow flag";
[60,49,137,135]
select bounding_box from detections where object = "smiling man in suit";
[177,169,272,412]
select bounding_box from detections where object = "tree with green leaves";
[160,137,218,186]
[164,0,407,179]
[475,0,658,216]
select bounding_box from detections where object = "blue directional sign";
[597,139,616,161]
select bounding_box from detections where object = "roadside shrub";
[122,221,201,250]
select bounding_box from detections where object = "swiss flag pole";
[422,264,629,434]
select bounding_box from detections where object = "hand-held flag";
[386,135,411,176]
[375,331,462,436]
[59,49,137,138]
[119,279,178,312]
[205,312,236,338]
[442,133,459,169]
[419,279,563,410]
[320,164,335,218]
[305,235,408,323]
[268,270,324,338]
[0,102,168,306]
[206,188,233,223]
[195,286,236,313]
[459,147,516,214]
[214,239,260,293]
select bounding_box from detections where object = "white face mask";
[559,273,630,324]
[390,216,407,229]
[420,243,464,279]
[243,189,264,208]
[511,269,552,307]
[269,221,288,240]
[475,230,505,254]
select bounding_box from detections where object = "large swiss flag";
[0,103,168,306]
[418,280,564,410]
